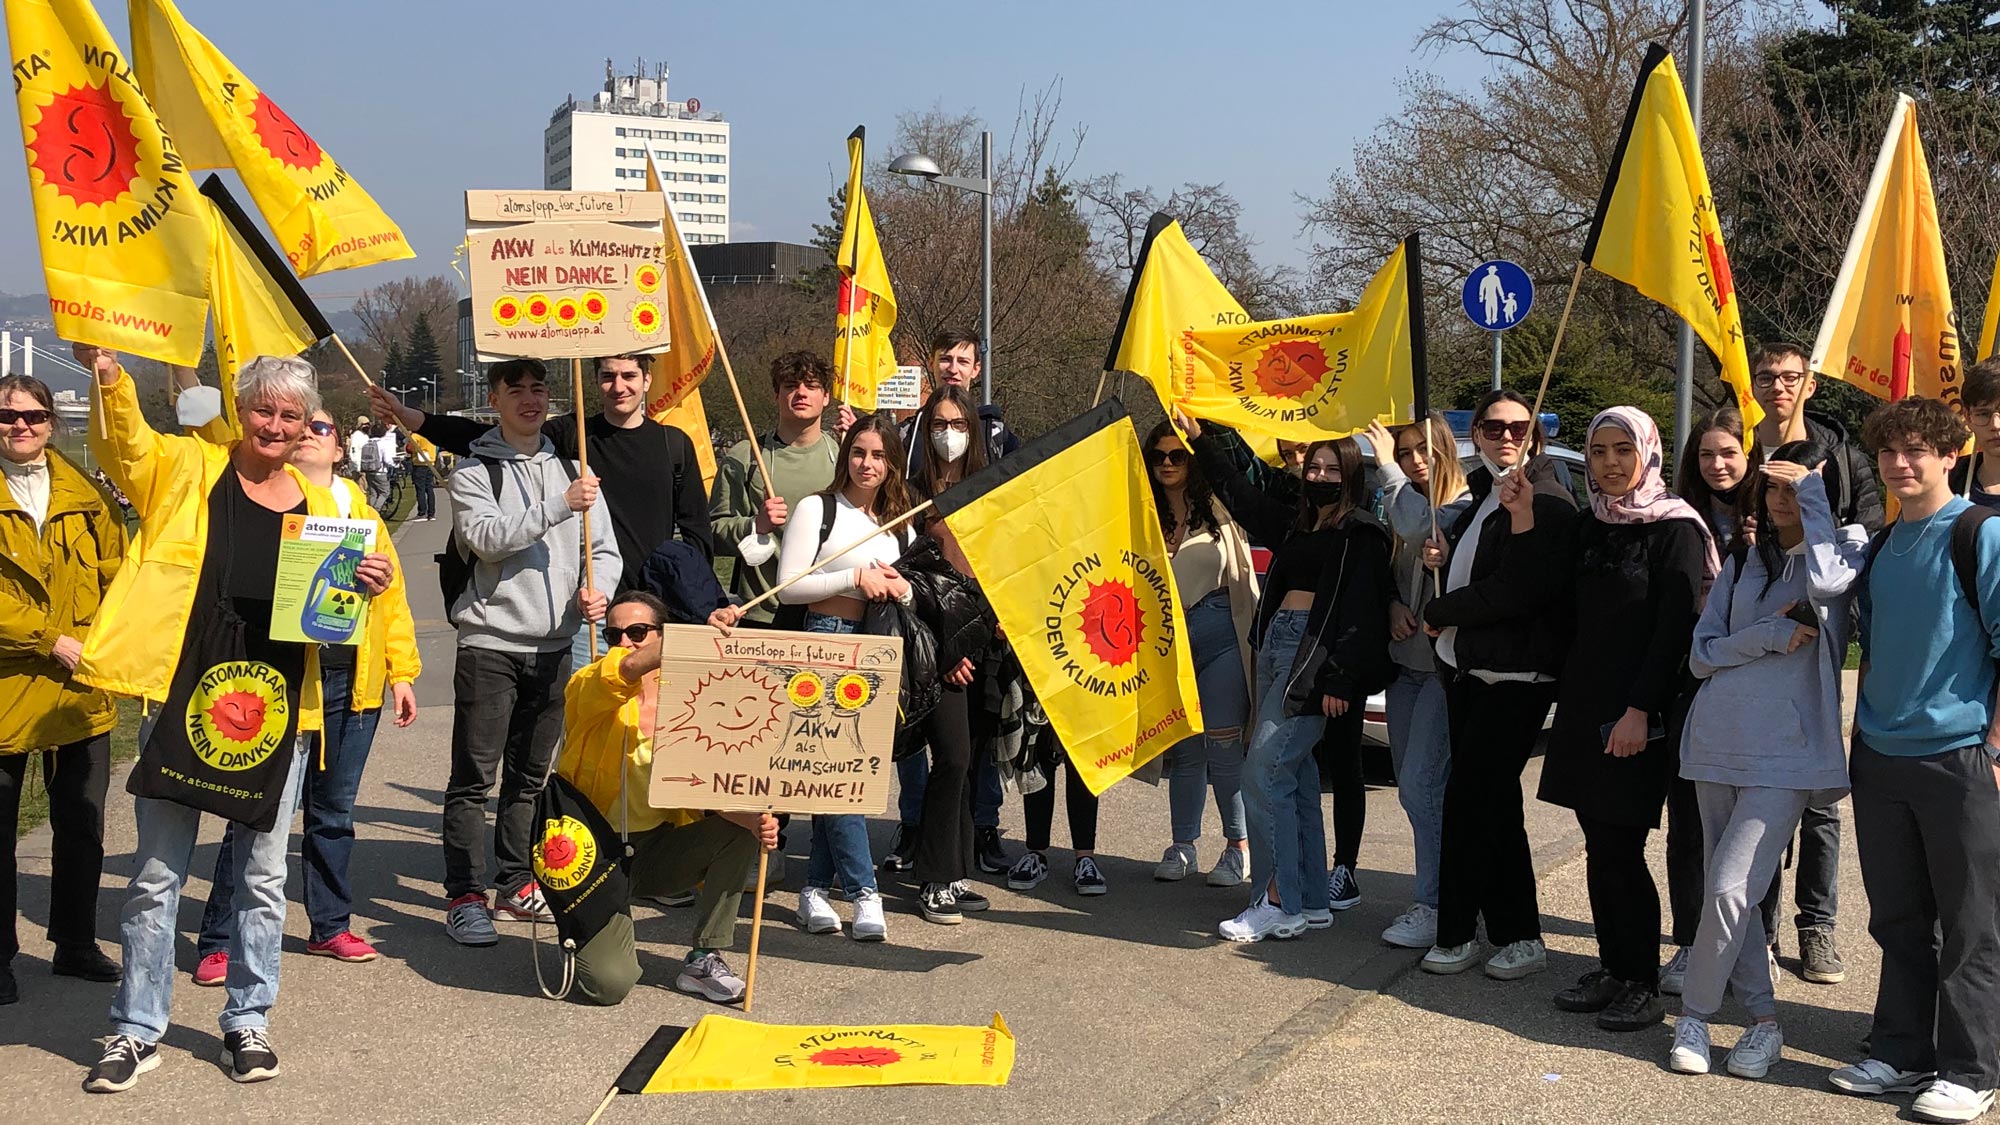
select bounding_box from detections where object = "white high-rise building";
[543,59,730,245]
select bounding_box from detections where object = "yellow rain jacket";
[328,476,421,712]
[559,650,699,836]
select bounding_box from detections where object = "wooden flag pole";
[581,1087,618,1125]
[742,822,772,1013]
[1529,260,1587,423]
[1091,369,1111,408]
[332,333,378,389]
[572,357,600,661]
[1423,416,1442,597]
[728,500,936,620]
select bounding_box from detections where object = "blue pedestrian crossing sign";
[1462,260,1533,330]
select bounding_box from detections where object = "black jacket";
[1800,412,1885,535]
[1422,454,1578,679]
[862,536,995,737]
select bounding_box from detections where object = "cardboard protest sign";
[465,190,668,361]
[648,625,901,814]
[269,514,376,646]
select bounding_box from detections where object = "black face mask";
[1301,480,1344,510]
[1711,480,1743,506]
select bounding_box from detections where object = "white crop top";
[775,492,908,604]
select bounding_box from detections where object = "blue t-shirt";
[1858,497,2000,756]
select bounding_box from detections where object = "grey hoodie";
[449,429,621,654]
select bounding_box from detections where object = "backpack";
[1858,506,1996,638]
[437,454,581,625]
[359,435,383,470]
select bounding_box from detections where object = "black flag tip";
[848,125,865,143]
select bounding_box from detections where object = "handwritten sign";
[465,190,669,362]
[648,624,902,815]
[873,366,926,412]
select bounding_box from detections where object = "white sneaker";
[1219,897,1306,943]
[1483,938,1547,980]
[1660,945,1691,995]
[1828,1058,1936,1096]
[1726,1022,1783,1080]
[851,888,887,942]
[1205,846,1249,887]
[1154,844,1196,882]
[1914,1081,1998,1123]
[1381,903,1439,949]
[1421,941,1481,975]
[1669,1016,1711,1074]
[797,887,840,935]
[1302,907,1333,929]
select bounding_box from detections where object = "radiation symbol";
[634,262,663,294]
[832,674,871,712]
[534,815,597,892]
[492,296,523,326]
[630,300,663,336]
[786,671,825,710]
[552,296,582,329]
[523,294,552,324]
[581,291,609,321]
[323,589,359,619]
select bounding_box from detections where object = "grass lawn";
[14,699,142,839]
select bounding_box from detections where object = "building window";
[614,127,626,137]
[706,174,726,184]
[707,154,727,164]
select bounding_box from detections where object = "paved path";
[1,503,1900,1125]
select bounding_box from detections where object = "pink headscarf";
[1586,406,1721,581]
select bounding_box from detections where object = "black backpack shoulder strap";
[1950,506,1997,634]
[817,492,839,552]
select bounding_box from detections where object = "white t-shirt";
[775,492,908,604]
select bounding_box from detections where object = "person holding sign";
[561,592,773,1006]
[0,373,126,1008]
[191,409,420,982]
[73,349,394,1093]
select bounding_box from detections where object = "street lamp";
[889,131,993,406]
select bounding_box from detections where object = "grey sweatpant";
[1680,782,1811,1021]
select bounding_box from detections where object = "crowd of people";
[3,329,2000,1121]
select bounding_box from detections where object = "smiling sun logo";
[185,662,290,771]
[666,668,786,755]
[1253,340,1330,400]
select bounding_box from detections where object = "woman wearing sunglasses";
[1182,414,1394,943]
[1144,421,1257,889]
[190,409,421,981]
[0,374,127,1007]
[1418,389,1577,983]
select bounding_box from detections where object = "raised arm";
[1189,431,1294,548]
[1791,472,1867,603]
[81,348,190,518]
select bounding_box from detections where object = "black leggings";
[1579,811,1661,988]
[913,689,974,885]
[1024,731,1098,853]
[1313,709,1366,870]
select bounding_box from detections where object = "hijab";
[1586,406,1721,581]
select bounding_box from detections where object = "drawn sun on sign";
[666,668,785,755]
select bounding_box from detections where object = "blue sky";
[0,0,1479,301]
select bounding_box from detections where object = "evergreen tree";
[381,339,408,402]
[404,312,442,383]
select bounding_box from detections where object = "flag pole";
[332,333,378,389]
[743,821,771,1013]
[1423,417,1441,597]
[728,500,936,619]
[581,1087,617,1125]
[573,356,599,660]
[1529,260,1586,423]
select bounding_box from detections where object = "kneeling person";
[561,592,774,1005]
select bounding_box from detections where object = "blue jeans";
[111,728,307,1042]
[896,748,1003,829]
[1168,589,1249,844]
[1386,666,1451,908]
[199,662,383,950]
[803,612,877,893]
[1242,610,1329,915]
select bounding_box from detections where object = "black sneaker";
[881,824,918,874]
[1798,927,1847,984]
[1073,855,1108,896]
[84,1035,158,1093]
[52,944,122,983]
[975,827,1010,875]
[1553,969,1623,1013]
[951,880,990,912]
[1007,851,1049,891]
[0,960,16,1006]
[1595,980,1665,1032]
[919,882,963,925]
[1327,864,1362,910]
[221,1027,280,1083]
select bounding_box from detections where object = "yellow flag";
[932,401,1203,795]
[657,387,717,494]
[7,0,211,365]
[203,176,328,434]
[639,153,719,491]
[1177,237,1424,439]
[130,0,411,276]
[616,1015,1015,1094]
[1811,95,1961,404]
[1582,44,1758,434]
[833,126,897,409]
[1979,250,2000,364]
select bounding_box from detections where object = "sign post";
[1461,259,1534,391]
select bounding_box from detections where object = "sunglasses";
[0,408,52,426]
[1145,448,1190,467]
[602,622,662,647]
[1476,419,1535,443]
[307,420,337,437]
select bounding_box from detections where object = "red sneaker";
[306,932,379,963]
[192,951,228,987]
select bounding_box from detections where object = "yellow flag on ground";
[932,400,1203,795]
[1176,235,1426,439]
[131,0,412,276]
[202,176,329,434]
[833,126,897,409]
[640,153,720,492]
[1812,94,1961,404]
[1582,43,1758,434]
[7,0,211,365]
[610,1016,1015,1094]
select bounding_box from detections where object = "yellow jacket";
[77,370,326,734]
[0,451,124,753]
[559,650,699,836]
[328,476,421,711]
